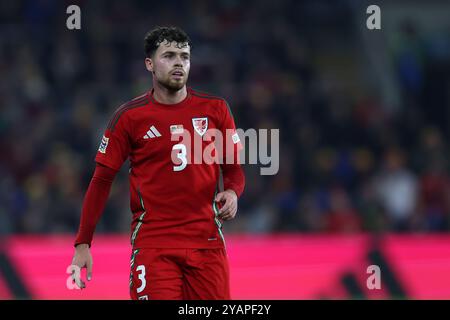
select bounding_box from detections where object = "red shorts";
[129,248,230,300]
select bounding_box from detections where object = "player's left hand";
[215,189,238,221]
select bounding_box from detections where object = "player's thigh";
[130,248,184,300]
[183,248,230,300]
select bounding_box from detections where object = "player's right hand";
[71,243,93,289]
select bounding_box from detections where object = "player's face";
[146,40,191,91]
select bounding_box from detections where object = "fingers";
[71,266,85,289]
[71,256,92,287]
[215,192,225,203]
[216,190,238,221]
[219,200,237,220]
[71,246,92,288]
[220,204,237,220]
[217,191,233,214]
[219,197,232,215]
[86,259,93,281]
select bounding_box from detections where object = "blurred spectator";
[372,148,419,231]
[324,187,363,234]
[418,158,450,231]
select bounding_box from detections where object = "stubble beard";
[158,74,187,92]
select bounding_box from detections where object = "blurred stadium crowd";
[1,0,450,237]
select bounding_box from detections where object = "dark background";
[1,0,450,238]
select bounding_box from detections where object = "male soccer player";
[71,26,245,300]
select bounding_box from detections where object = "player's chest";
[130,108,220,156]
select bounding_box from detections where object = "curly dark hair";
[144,26,192,58]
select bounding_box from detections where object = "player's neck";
[152,84,187,105]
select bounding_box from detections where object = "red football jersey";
[95,88,243,249]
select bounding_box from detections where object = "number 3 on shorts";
[136,265,146,294]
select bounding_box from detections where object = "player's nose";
[173,59,183,67]
[173,55,185,67]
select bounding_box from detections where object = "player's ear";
[145,57,154,73]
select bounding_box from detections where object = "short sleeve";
[95,112,132,171]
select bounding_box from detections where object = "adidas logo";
[143,125,161,139]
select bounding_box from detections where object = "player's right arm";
[71,108,132,288]
[71,163,117,288]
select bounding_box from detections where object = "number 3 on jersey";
[172,144,187,172]
[136,265,146,294]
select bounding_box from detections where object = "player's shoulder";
[107,92,150,130]
[190,88,235,120]
[190,88,228,105]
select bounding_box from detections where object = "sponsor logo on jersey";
[138,295,149,300]
[192,117,208,136]
[98,135,109,153]
[143,125,161,139]
[170,124,184,135]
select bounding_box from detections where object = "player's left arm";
[215,100,245,221]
